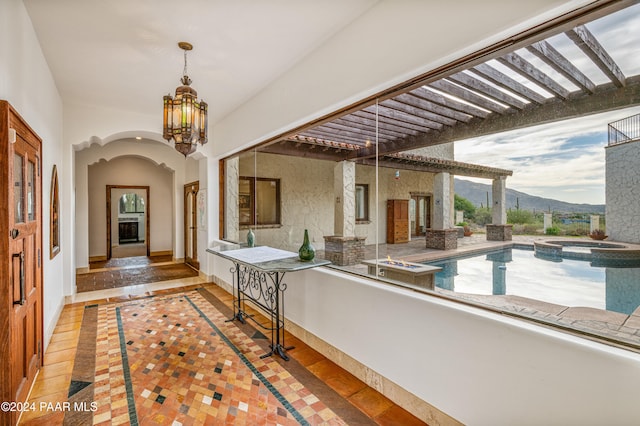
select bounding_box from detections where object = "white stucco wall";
[74,138,187,270]
[0,0,66,351]
[605,141,640,243]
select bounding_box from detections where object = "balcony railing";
[608,113,640,146]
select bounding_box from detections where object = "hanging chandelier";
[163,42,208,156]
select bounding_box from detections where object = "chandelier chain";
[183,49,188,77]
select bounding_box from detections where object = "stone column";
[486,176,512,241]
[433,172,451,229]
[426,172,458,249]
[324,161,366,265]
[225,156,239,243]
[334,161,355,237]
[590,215,600,233]
[492,177,507,225]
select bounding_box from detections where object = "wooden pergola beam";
[470,63,547,104]
[348,76,640,160]
[497,52,571,99]
[566,24,626,87]
[428,79,509,114]
[448,71,528,109]
[527,40,596,93]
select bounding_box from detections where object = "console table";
[207,245,330,360]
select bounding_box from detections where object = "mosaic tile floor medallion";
[85,290,346,425]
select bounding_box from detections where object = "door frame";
[184,181,199,270]
[106,185,150,259]
[410,193,431,237]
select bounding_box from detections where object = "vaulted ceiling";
[260,1,640,179]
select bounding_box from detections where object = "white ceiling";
[23,0,379,124]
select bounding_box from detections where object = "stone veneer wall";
[425,228,458,250]
[486,224,512,241]
[606,140,640,243]
[323,236,366,266]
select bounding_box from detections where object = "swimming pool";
[424,247,640,315]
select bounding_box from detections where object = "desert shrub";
[512,223,543,235]
[523,223,542,234]
[473,207,493,226]
[454,194,476,221]
[545,226,561,236]
[507,209,535,224]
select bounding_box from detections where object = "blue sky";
[455,106,640,205]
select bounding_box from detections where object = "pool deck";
[343,233,640,352]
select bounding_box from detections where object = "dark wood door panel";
[1,101,43,425]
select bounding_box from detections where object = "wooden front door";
[2,101,43,424]
[184,181,199,270]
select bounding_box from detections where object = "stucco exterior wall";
[238,152,335,251]
[605,141,640,243]
[236,153,438,250]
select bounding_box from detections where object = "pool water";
[424,248,640,315]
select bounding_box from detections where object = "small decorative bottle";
[247,229,255,247]
[298,229,315,261]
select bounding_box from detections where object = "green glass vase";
[298,229,315,261]
[247,229,255,247]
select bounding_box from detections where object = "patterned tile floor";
[19,265,427,425]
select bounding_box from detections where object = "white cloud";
[456,106,640,204]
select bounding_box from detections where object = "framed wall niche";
[50,164,60,258]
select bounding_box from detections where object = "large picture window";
[239,177,281,226]
[220,3,640,352]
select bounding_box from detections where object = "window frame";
[239,176,281,226]
[355,183,369,223]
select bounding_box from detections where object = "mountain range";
[454,178,605,214]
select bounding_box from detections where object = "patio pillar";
[225,156,240,242]
[492,177,507,225]
[334,161,355,237]
[487,176,512,241]
[324,161,365,265]
[426,172,458,250]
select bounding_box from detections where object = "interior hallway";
[18,262,429,425]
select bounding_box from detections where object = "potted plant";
[463,225,473,237]
[589,229,608,240]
